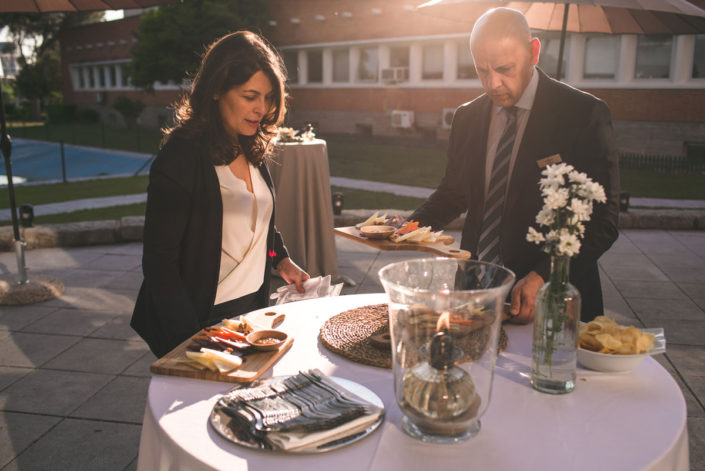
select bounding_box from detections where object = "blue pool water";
[0,138,153,184]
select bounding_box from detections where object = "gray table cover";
[268,140,339,278]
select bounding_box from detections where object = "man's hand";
[507,271,544,324]
[276,257,310,293]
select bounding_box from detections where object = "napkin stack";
[269,275,343,305]
[217,369,384,451]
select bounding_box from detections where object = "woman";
[131,31,309,358]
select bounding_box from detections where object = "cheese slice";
[200,348,243,373]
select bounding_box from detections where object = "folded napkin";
[270,275,343,305]
[219,369,384,452]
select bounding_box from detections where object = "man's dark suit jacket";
[130,136,289,357]
[411,68,619,321]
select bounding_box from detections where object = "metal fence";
[619,152,705,174]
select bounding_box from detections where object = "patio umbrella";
[0,0,178,296]
[1,0,176,12]
[418,0,705,78]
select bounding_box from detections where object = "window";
[307,50,323,83]
[77,67,85,89]
[583,35,618,80]
[535,32,569,79]
[122,66,132,87]
[115,64,123,87]
[282,51,298,83]
[358,47,378,81]
[457,40,476,79]
[108,65,117,88]
[635,35,672,79]
[333,49,349,82]
[422,43,443,80]
[87,67,95,88]
[693,35,705,79]
[390,46,409,67]
[97,66,105,88]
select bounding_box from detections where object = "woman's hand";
[276,257,310,293]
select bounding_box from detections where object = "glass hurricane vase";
[531,255,581,394]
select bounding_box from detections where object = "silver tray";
[209,375,384,453]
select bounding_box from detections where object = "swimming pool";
[0,138,153,185]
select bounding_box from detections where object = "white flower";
[544,187,569,210]
[556,230,581,257]
[577,181,606,203]
[542,163,571,180]
[536,207,555,226]
[568,170,588,184]
[545,230,560,243]
[526,227,545,244]
[568,198,592,221]
[528,163,605,258]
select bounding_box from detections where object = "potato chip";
[578,317,655,355]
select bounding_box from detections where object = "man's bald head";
[470,7,532,51]
[468,7,539,107]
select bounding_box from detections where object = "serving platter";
[150,310,293,383]
[334,226,471,259]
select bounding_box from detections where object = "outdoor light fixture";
[19,204,34,228]
[333,192,344,215]
[619,192,630,212]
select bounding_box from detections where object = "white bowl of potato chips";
[577,316,666,373]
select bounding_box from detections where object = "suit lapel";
[505,70,555,214]
[468,96,493,217]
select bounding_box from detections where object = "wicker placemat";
[320,303,508,369]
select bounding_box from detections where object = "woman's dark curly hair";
[163,31,288,166]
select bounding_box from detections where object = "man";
[410,7,619,323]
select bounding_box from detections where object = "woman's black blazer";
[130,136,289,357]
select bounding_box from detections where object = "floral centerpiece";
[276,125,316,143]
[276,127,303,143]
[526,163,606,394]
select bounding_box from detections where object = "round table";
[267,139,339,279]
[137,293,689,471]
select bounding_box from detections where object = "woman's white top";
[213,163,273,305]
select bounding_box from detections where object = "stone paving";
[0,229,703,470]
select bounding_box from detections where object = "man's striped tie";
[477,106,518,265]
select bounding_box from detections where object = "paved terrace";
[0,229,704,470]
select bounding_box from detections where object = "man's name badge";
[537,154,562,168]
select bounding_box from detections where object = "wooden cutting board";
[150,310,293,383]
[334,226,471,259]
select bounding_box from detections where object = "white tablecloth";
[137,293,689,471]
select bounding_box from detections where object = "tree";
[129,0,269,91]
[4,12,103,118]
[112,95,145,129]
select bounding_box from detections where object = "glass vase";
[531,255,581,394]
[379,258,515,443]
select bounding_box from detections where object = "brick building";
[59,1,705,155]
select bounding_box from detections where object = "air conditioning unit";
[391,110,414,129]
[441,108,456,129]
[381,67,409,83]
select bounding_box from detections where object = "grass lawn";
[28,203,147,226]
[0,176,149,209]
[621,169,705,201]
[326,136,446,189]
[1,125,703,226]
